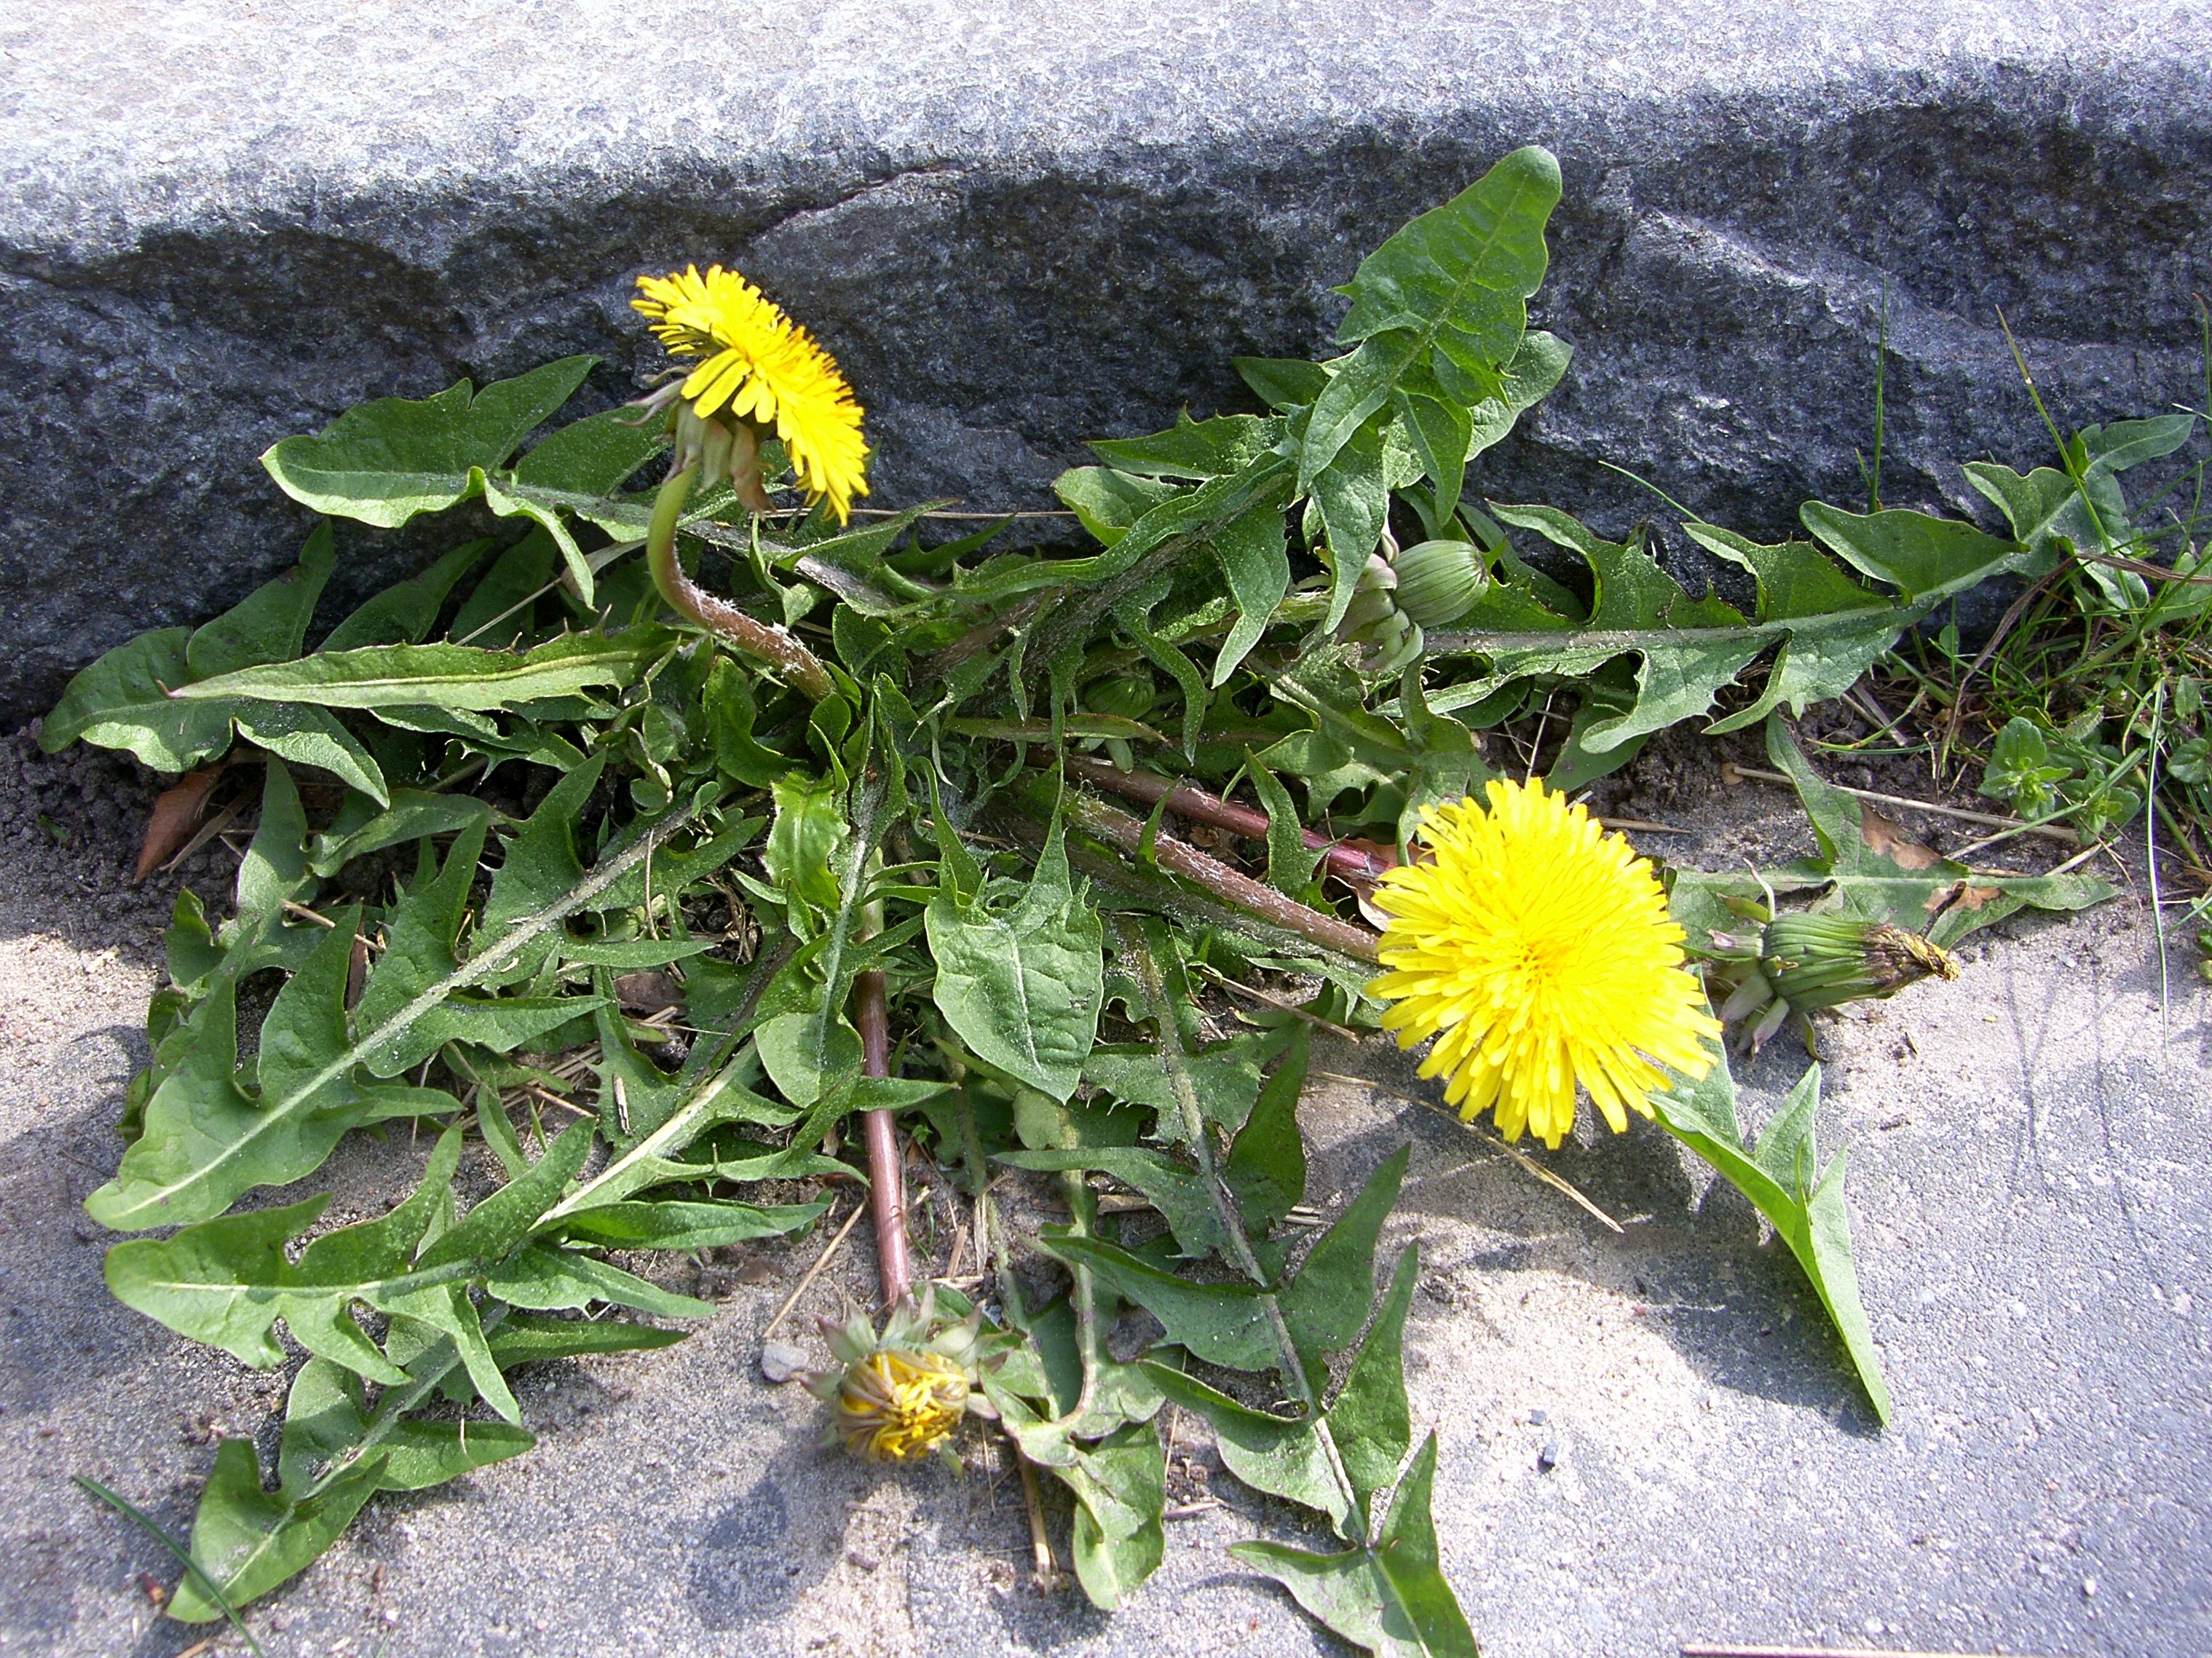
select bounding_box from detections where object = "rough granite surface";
[3,1,2211,716]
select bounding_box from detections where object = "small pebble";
[2082,1577,2098,1599]
[1528,1408,1548,1426]
[1537,1440,1560,1472]
[759,1341,810,1384]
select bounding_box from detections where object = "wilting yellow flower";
[1369,779,1720,1148]
[803,1288,993,1465]
[631,264,869,522]
[821,1348,971,1463]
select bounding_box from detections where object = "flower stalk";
[855,952,911,1309]
[1063,793,1381,962]
[1061,754,1399,888]
[645,464,838,703]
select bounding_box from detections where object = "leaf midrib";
[100,805,696,1227]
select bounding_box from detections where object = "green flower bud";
[1758,914,1960,1012]
[1083,675,1156,722]
[1389,539,1488,628]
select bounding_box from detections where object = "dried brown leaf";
[135,767,224,882]
[1859,809,1940,869]
[615,971,684,1014]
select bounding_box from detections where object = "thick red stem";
[647,465,837,703]
[1064,794,1381,963]
[855,966,911,1309]
[1062,754,1398,886]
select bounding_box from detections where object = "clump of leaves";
[42,138,2124,1648]
[1806,314,2212,904]
[1935,400,2212,859]
[1671,716,2116,960]
[42,147,1584,1644]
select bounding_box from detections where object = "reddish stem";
[1064,794,1381,963]
[1062,754,1399,887]
[855,965,912,1309]
[647,465,837,703]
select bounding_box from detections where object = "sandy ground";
[1,724,2206,1658]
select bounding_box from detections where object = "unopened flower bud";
[1389,538,1488,628]
[1759,914,1959,1012]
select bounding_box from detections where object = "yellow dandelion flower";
[631,264,869,522]
[1369,778,1721,1149]
[823,1349,970,1464]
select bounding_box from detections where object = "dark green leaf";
[927,816,1104,1102]
[277,1358,531,1497]
[175,632,668,712]
[996,1146,1221,1258]
[1210,499,1292,685]
[89,918,449,1231]
[1091,411,1284,481]
[555,1197,829,1251]
[1311,419,1391,631]
[322,540,491,652]
[511,406,665,495]
[449,527,565,649]
[1235,356,1330,411]
[1142,1361,1344,1523]
[1055,466,1178,548]
[38,627,233,770]
[1040,1233,1276,1371]
[482,1312,689,1367]
[261,357,596,528]
[1329,1245,1418,1507]
[1798,502,2025,601]
[42,530,335,769]
[1223,1025,1309,1235]
[1083,1027,1289,1141]
[1233,1435,1477,1658]
[167,1437,385,1624]
[1282,1146,1409,1357]
[307,789,492,877]
[1300,146,1560,486]
[1061,1420,1168,1611]
[188,526,338,680]
[1652,1056,1891,1424]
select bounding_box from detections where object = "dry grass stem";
[1016,1452,1062,1591]
[761,1200,869,1341]
[1190,963,1359,1038]
[1723,762,2079,845]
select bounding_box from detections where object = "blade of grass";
[72,1475,270,1658]
[2149,682,2170,1030]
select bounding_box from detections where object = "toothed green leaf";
[261,357,596,529]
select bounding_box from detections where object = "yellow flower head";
[803,1288,990,1465]
[1369,778,1720,1148]
[631,264,870,522]
[821,1348,970,1464]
